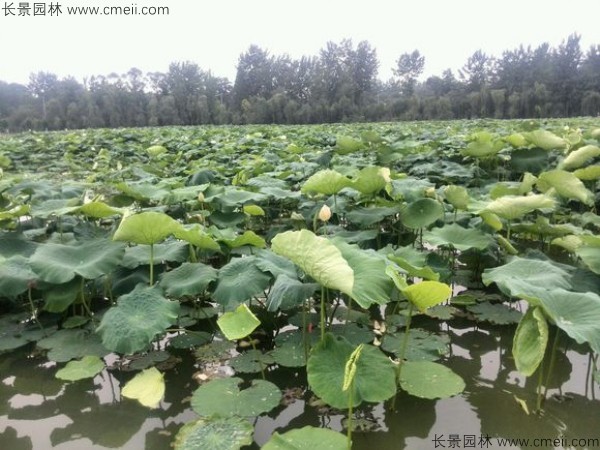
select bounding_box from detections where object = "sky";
[1,0,599,85]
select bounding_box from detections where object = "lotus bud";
[425,187,436,198]
[197,192,205,203]
[318,204,332,222]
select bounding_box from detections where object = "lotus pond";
[0,120,599,449]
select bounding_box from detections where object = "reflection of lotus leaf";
[262,426,346,450]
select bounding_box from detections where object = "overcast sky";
[1,0,599,85]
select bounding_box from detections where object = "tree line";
[1,34,599,132]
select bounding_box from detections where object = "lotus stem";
[149,243,154,286]
[250,338,266,380]
[27,285,44,333]
[542,328,561,401]
[320,286,326,342]
[391,302,414,410]
[347,385,353,450]
[535,357,545,413]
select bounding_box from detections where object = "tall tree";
[393,50,425,95]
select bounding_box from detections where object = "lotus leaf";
[173,225,220,251]
[212,256,271,308]
[484,194,556,220]
[537,170,594,205]
[173,417,253,450]
[267,274,318,311]
[301,170,351,196]
[121,367,165,408]
[262,426,346,450]
[399,361,465,399]
[217,304,260,340]
[113,211,182,245]
[401,198,444,229]
[402,281,452,312]
[159,262,218,297]
[523,129,567,150]
[424,223,493,251]
[121,241,188,269]
[467,302,522,325]
[0,255,37,298]
[55,355,105,382]
[229,349,275,373]
[559,145,600,170]
[512,307,548,376]
[381,329,450,361]
[574,165,600,180]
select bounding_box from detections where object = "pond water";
[1,319,598,450]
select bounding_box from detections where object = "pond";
[1,317,598,450]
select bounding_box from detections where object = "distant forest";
[1,34,599,131]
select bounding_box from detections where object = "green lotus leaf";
[335,135,364,154]
[168,332,212,349]
[0,314,49,352]
[332,239,394,308]
[162,184,209,205]
[37,329,110,362]
[307,334,396,409]
[523,129,567,150]
[497,235,518,255]
[210,187,266,207]
[537,170,594,205]
[217,303,260,340]
[97,285,180,354]
[444,185,470,210]
[512,307,548,376]
[483,194,556,220]
[127,350,170,370]
[75,201,123,219]
[346,206,400,227]
[559,145,600,170]
[0,255,37,298]
[0,203,30,220]
[271,230,354,296]
[574,165,600,181]
[31,198,79,218]
[351,166,388,195]
[191,377,281,417]
[461,132,504,157]
[55,355,105,382]
[267,274,318,311]
[121,241,188,269]
[146,145,168,157]
[509,148,549,173]
[400,198,444,229]
[576,246,600,274]
[385,265,409,291]
[424,223,493,252]
[381,329,450,361]
[479,211,503,231]
[229,349,275,373]
[242,204,265,216]
[505,133,527,148]
[262,426,346,450]
[173,224,220,251]
[30,239,125,284]
[255,249,298,279]
[387,246,439,280]
[121,367,165,408]
[42,278,79,313]
[173,417,253,450]
[402,281,451,313]
[221,230,266,249]
[113,211,182,245]
[301,170,351,196]
[388,177,434,202]
[159,262,218,297]
[399,361,465,399]
[467,302,522,325]
[551,235,583,253]
[115,182,170,202]
[0,233,38,258]
[212,256,271,308]
[271,332,313,368]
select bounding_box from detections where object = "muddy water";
[1,322,598,450]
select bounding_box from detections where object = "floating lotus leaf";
[402,281,452,313]
[173,224,220,251]
[37,329,110,362]
[121,367,165,408]
[266,274,318,311]
[173,417,253,450]
[483,194,556,220]
[217,304,260,340]
[399,361,465,399]
[537,170,594,205]
[307,334,396,409]
[159,262,218,297]
[381,329,450,361]
[467,302,522,325]
[127,350,170,370]
[301,170,351,196]
[191,377,281,417]
[262,426,346,450]
[512,307,548,376]
[113,211,182,245]
[212,256,271,308]
[55,355,105,382]
[30,239,125,284]
[271,230,354,296]
[523,129,567,150]
[424,223,493,251]
[0,255,37,298]
[229,349,275,373]
[559,145,600,170]
[401,198,444,229]
[121,241,188,269]
[97,285,180,354]
[169,332,212,349]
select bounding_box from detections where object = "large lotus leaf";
[271,230,354,296]
[520,287,600,354]
[30,239,125,283]
[335,135,364,154]
[173,224,220,251]
[217,304,260,340]
[115,182,170,202]
[346,206,400,227]
[212,257,271,308]
[37,329,110,362]
[0,313,49,352]
[482,257,573,298]
[173,417,253,450]
[480,210,504,231]
[574,165,600,181]
[301,170,351,196]
[399,361,465,399]
[191,377,281,417]
[461,132,504,157]
[307,334,396,409]
[331,239,394,308]
[537,170,594,205]
[444,185,470,210]
[351,166,389,195]
[122,241,188,269]
[262,426,346,450]
[229,349,275,373]
[467,302,522,325]
[255,249,298,279]
[401,198,444,229]
[113,211,182,245]
[512,307,548,376]
[0,233,38,258]
[75,201,123,219]
[576,246,600,274]
[121,367,165,408]
[424,223,493,251]
[42,278,79,312]
[221,230,266,249]
[523,129,567,150]
[55,355,105,382]
[0,255,37,298]
[381,329,450,361]
[162,184,209,205]
[159,262,218,297]
[559,145,600,170]
[387,177,434,202]
[97,285,180,354]
[388,249,439,281]
[505,133,528,148]
[402,281,451,312]
[483,194,556,220]
[267,274,318,311]
[210,188,266,207]
[509,148,549,173]
[31,198,79,218]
